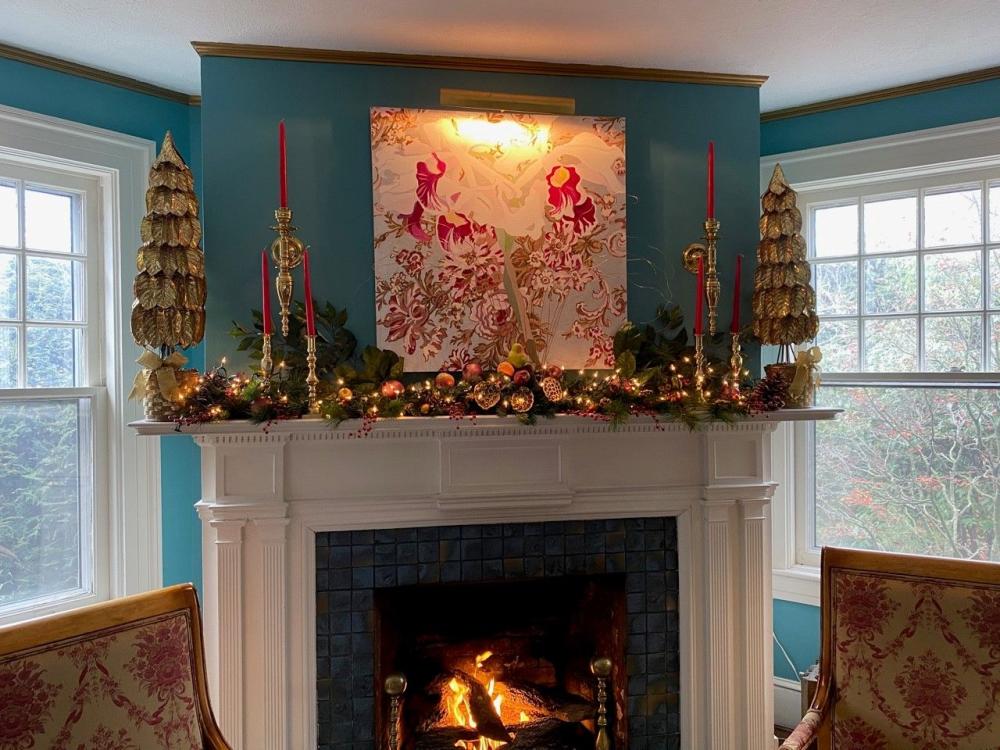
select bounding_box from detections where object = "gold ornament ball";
[540,376,563,402]
[337,387,353,402]
[380,379,405,399]
[420,403,431,415]
[434,371,456,389]
[510,386,534,413]
[473,380,501,410]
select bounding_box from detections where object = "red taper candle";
[695,256,704,336]
[706,141,715,219]
[302,249,316,336]
[261,251,273,335]
[278,120,288,208]
[730,254,743,334]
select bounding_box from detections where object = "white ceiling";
[4,0,999,111]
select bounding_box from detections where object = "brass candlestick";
[260,333,273,383]
[270,206,306,337]
[590,657,612,750]
[385,673,407,750]
[728,332,743,395]
[682,218,721,335]
[305,333,320,416]
[694,333,707,402]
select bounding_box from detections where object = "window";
[0,162,108,619]
[766,120,1000,602]
[0,103,160,625]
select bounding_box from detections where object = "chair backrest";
[0,584,229,750]
[817,547,1000,749]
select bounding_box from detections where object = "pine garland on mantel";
[162,301,767,430]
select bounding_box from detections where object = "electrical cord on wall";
[773,631,800,677]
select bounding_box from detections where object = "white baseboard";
[774,677,803,730]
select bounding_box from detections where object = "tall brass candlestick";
[729,332,743,395]
[694,333,707,402]
[305,333,320,416]
[270,206,306,337]
[260,333,273,383]
[384,673,407,750]
[682,218,721,335]
[590,657,612,750]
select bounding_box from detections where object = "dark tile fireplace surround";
[316,517,681,750]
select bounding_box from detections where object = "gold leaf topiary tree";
[130,131,206,419]
[752,163,818,361]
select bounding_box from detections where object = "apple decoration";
[545,364,563,379]
[512,368,532,386]
[462,362,483,383]
[435,372,456,389]
[380,379,405,399]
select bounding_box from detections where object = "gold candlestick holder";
[270,206,307,338]
[384,673,407,750]
[305,333,321,417]
[694,333,707,402]
[260,333,273,384]
[590,657,612,750]
[728,332,743,395]
[682,218,721,335]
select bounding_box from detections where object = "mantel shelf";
[129,407,840,436]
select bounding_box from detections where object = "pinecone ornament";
[130,131,206,350]
[752,164,819,348]
[748,367,790,413]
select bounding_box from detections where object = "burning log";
[503,682,593,724]
[505,719,593,750]
[454,670,513,743]
[412,727,480,750]
[418,672,512,743]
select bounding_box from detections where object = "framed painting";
[371,107,627,370]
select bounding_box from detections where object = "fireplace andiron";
[384,673,407,750]
[591,656,612,750]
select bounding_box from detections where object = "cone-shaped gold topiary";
[131,131,206,351]
[752,163,818,353]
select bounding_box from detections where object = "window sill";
[773,566,820,607]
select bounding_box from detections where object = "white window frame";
[763,116,1000,606]
[0,104,160,624]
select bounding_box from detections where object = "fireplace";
[138,412,838,748]
[316,518,679,749]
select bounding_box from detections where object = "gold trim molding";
[762,65,1000,122]
[0,41,198,106]
[191,41,767,88]
[440,88,575,114]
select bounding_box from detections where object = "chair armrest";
[778,708,823,750]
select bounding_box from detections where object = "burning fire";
[445,651,531,749]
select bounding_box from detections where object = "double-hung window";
[768,122,1000,602]
[0,160,108,620]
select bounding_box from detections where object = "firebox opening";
[375,574,627,750]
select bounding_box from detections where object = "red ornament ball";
[435,372,456,389]
[512,368,532,386]
[545,364,564,379]
[462,362,483,383]
[380,379,405,399]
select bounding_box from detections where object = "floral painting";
[371,107,627,370]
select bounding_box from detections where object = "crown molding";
[761,65,1000,122]
[0,42,199,106]
[191,41,767,88]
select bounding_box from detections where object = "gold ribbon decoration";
[129,350,188,402]
[790,346,822,399]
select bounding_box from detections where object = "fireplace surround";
[135,409,837,749]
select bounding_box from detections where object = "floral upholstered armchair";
[0,584,230,749]
[780,547,1000,750]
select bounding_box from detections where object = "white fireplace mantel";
[134,409,837,750]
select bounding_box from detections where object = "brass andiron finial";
[385,673,407,750]
[305,333,320,416]
[260,332,273,384]
[682,218,721,335]
[590,656,612,750]
[728,332,743,396]
[694,333,707,402]
[270,206,306,338]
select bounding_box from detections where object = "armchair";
[0,584,230,749]
[780,547,1000,749]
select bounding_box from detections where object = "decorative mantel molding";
[138,409,837,750]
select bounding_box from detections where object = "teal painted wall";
[773,599,821,681]
[0,57,204,591]
[761,77,1000,156]
[199,56,762,371]
[764,76,1000,684]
